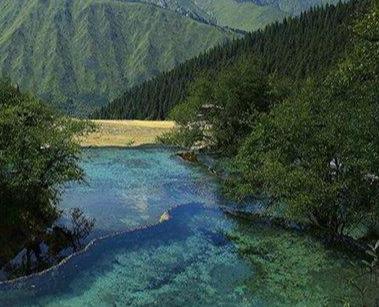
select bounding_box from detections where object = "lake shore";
[80,120,176,147]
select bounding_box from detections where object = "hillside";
[0,0,347,115]
[0,0,236,115]
[142,0,343,31]
[94,0,365,120]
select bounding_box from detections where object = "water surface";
[0,147,370,306]
[60,147,221,238]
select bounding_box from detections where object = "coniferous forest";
[158,0,378,246]
[93,0,367,120]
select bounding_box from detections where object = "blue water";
[0,147,372,306]
[60,147,222,238]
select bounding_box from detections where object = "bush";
[0,81,93,269]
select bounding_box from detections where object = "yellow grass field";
[80,120,175,147]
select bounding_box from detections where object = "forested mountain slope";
[143,0,344,31]
[0,0,347,115]
[94,0,365,120]
[0,0,236,115]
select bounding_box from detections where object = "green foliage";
[344,240,379,306]
[354,0,379,42]
[163,59,291,153]
[169,75,213,125]
[157,127,203,149]
[155,1,378,239]
[158,75,213,148]
[95,0,365,120]
[228,3,379,235]
[206,60,278,154]
[364,241,379,279]
[0,81,93,266]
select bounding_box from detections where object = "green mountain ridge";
[0,0,236,114]
[0,0,346,115]
[94,0,363,120]
[142,0,344,31]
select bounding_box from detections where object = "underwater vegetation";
[0,148,377,306]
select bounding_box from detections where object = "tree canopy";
[93,0,366,120]
[161,1,378,240]
[0,81,92,268]
[227,2,379,236]
[167,59,288,154]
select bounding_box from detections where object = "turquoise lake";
[0,147,369,306]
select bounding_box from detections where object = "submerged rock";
[177,151,198,163]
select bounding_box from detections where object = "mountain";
[0,0,236,115]
[142,0,344,31]
[0,0,346,115]
[93,0,366,120]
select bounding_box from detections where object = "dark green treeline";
[93,0,366,120]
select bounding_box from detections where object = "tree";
[0,81,93,268]
[207,59,273,154]
[166,59,287,154]
[228,3,379,237]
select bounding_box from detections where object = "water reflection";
[0,148,372,306]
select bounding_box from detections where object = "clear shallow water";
[60,147,222,238]
[0,148,370,306]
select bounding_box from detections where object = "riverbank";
[80,120,175,147]
[1,147,377,306]
[181,150,377,254]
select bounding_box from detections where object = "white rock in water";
[159,212,171,223]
